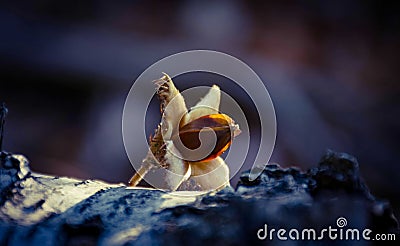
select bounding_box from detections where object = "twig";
[128,160,152,187]
[128,126,165,187]
[0,103,8,152]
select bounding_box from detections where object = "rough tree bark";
[0,150,398,245]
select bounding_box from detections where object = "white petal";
[179,157,230,191]
[182,85,221,125]
[146,141,191,191]
[164,141,191,190]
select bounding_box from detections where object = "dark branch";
[0,103,8,151]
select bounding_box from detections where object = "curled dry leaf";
[128,73,241,191]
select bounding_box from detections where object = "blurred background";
[0,1,399,216]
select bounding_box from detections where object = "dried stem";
[128,125,166,187]
[128,160,152,187]
[128,75,172,187]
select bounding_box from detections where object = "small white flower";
[129,73,240,191]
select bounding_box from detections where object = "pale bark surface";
[0,151,398,245]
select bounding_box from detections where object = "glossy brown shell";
[172,114,233,162]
